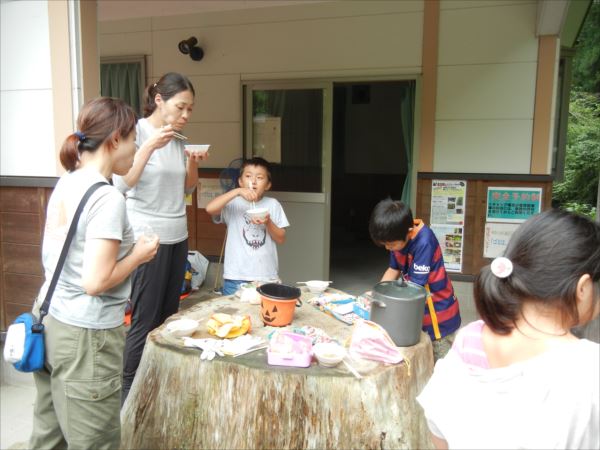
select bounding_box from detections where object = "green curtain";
[400,81,416,206]
[100,62,142,116]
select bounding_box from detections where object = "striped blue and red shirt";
[389,220,461,340]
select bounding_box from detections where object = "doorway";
[329,80,415,295]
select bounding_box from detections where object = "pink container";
[267,332,313,368]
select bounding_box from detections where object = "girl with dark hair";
[112,72,209,403]
[417,209,600,450]
[29,97,159,449]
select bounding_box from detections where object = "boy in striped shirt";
[369,199,461,361]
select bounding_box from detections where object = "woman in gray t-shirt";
[113,72,209,403]
[29,98,158,450]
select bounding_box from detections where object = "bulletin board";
[416,174,553,279]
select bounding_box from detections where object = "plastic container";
[353,303,370,320]
[257,283,302,327]
[267,332,312,368]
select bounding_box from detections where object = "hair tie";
[491,257,513,278]
[153,83,157,88]
[74,131,86,142]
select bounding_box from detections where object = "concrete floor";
[0,252,478,449]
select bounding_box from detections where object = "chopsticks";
[173,131,188,141]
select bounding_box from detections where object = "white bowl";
[184,144,210,156]
[313,342,346,367]
[305,280,330,294]
[165,319,199,337]
[246,207,269,221]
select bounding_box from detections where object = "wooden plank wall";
[0,187,49,330]
[416,176,553,278]
[1,185,226,331]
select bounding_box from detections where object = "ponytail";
[474,267,520,335]
[142,83,157,118]
[59,134,82,172]
[58,97,137,172]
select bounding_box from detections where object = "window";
[100,55,146,116]
[248,88,324,193]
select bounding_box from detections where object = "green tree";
[553,1,600,219]
[553,92,600,218]
[571,1,600,93]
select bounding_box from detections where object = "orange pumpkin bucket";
[257,283,302,327]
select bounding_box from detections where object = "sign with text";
[430,180,467,272]
[483,222,520,258]
[486,187,542,223]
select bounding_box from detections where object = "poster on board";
[431,224,464,272]
[431,180,467,225]
[483,222,520,259]
[197,178,224,209]
[430,180,467,272]
[486,187,542,223]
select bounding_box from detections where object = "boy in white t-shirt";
[206,157,289,295]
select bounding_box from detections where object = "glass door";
[244,81,332,282]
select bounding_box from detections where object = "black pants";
[121,239,188,404]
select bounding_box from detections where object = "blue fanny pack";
[12,312,45,372]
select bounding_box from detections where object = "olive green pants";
[29,314,125,450]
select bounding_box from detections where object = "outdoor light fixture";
[178,36,204,61]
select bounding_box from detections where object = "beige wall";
[98,1,424,168]
[1,0,56,177]
[435,0,540,174]
[98,0,556,175]
[0,0,91,178]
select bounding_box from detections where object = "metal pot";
[368,279,426,347]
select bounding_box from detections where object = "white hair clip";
[491,257,513,278]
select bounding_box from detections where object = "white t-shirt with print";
[39,168,135,329]
[221,195,289,282]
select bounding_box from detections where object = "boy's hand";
[239,187,258,202]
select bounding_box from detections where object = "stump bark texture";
[120,291,434,449]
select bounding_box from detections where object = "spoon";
[248,181,256,209]
[296,281,332,285]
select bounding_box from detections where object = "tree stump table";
[120,289,434,449]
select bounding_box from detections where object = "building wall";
[435,0,540,173]
[98,1,425,169]
[1,0,56,176]
[98,0,549,176]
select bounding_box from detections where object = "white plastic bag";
[187,250,209,289]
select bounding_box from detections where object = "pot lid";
[373,280,426,301]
